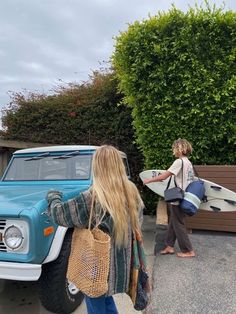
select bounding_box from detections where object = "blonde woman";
[144,138,195,258]
[46,145,144,314]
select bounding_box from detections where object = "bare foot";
[177,251,196,258]
[160,246,175,255]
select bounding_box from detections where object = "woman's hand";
[46,190,63,203]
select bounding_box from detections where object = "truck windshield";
[3,154,92,181]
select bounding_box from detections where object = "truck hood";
[0,184,88,216]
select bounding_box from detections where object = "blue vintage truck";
[0,145,130,313]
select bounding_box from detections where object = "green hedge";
[1,71,145,190]
[113,4,236,168]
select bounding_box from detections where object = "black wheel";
[38,229,84,314]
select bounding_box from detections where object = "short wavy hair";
[172,138,193,156]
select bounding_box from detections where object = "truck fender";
[43,226,68,264]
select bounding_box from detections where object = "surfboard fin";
[224,199,236,206]
[210,185,222,191]
[210,206,221,212]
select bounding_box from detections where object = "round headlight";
[4,225,23,250]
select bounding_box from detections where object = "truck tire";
[38,229,84,313]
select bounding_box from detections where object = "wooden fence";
[186,166,236,232]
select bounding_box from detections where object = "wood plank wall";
[186,166,236,232]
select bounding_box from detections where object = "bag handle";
[192,164,200,179]
[88,191,106,230]
[166,159,183,190]
[180,158,183,190]
[166,176,172,190]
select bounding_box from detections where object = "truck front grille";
[0,219,7,252]
[0,219,6,230]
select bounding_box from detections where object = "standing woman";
[144,138,195,258]
[46,145,144,314]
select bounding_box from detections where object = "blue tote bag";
[180,179,205,216]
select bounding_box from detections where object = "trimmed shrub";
[113,4,236,168]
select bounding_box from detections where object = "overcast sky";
[0,0,235,115]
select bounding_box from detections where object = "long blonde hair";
[92,145,142,247]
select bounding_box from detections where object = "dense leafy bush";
[1,71,144,190]
[113,3,236,168]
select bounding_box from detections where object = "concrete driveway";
[147,227,236,314]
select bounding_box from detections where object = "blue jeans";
[85,295,118,314]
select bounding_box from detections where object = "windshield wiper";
[25,152,50,161]
[53,151,80,159]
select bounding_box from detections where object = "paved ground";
[147,226,236,314]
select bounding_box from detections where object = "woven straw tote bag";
[67,204,111,297]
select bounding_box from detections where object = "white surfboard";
[140,169,236,212]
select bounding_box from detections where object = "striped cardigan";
[47,188,144,296]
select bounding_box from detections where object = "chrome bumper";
[0,261,41,281]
